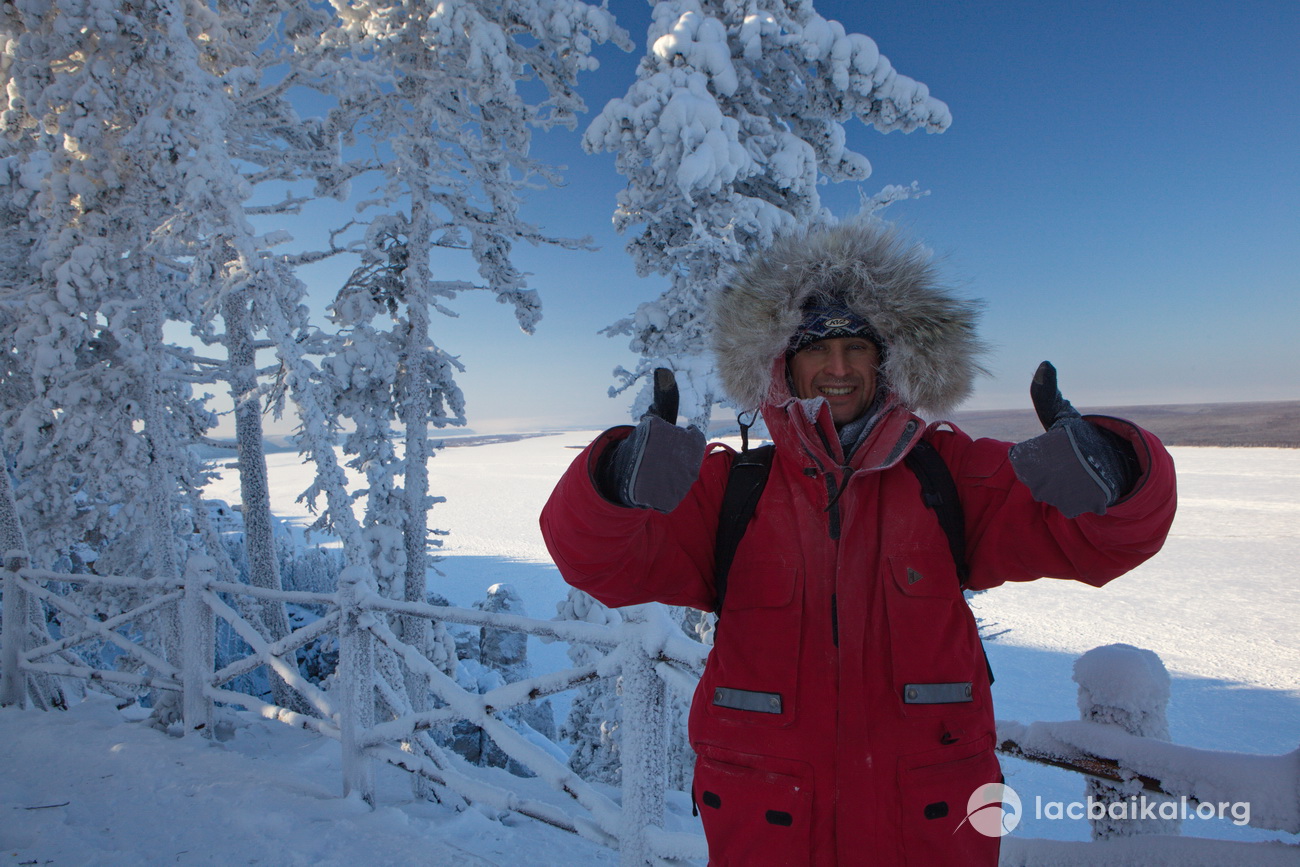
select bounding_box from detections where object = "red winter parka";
[540,223,1177,866]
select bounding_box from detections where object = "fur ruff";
[710,221,987,417]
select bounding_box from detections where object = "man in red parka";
[540,221,1176,866]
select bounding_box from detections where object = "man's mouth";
[820,386,855,396]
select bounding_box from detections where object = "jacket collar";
[762,390,924,475]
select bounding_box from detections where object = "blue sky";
[298,0,1299,435]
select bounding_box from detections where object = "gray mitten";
[1009,362,1139,518]
[598,369,706,513]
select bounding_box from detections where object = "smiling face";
[787,336,881,426]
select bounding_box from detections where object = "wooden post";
[1074,644,1180,839]
[0,564,27,708]
[0,460,30,708]
[618,606,667,867]
[338,566,376,805]
[181,556,216,737]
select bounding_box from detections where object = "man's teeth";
[821,387,853,396]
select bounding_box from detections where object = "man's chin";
[825,393,860,413]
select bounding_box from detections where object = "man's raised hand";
[599,368,706,513]
[1008,362,1139,518]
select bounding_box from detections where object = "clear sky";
[295,0,1300,435]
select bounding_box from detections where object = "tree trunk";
[138,282,186,725]
[223,290,302,714]
[398,194,437,784]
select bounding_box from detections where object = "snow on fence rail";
[2,551,1297,864]
[997,723,1300,833]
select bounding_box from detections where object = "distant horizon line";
[198,396,1299,447]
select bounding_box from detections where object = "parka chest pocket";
[884,552,983,718]
[724,559,798,610]
[706,561,804,728]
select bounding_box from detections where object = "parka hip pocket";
[693,746,813,867]
[885,552,984,718]
[706,561,804,729]
[897,737,1002,867]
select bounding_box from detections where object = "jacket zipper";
[830,593,839,647]
[802,429,846,648]
[823,471,842,540]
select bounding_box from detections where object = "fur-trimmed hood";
[711,221,986,417]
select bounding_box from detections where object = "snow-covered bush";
[450,584,557,776]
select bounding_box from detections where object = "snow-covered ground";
[2,435,1297,863]
[0,694,623,866]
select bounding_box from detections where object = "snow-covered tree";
[449,584,556,775]
[319,0,629,619]
[296,0,631,799]
[0,0,253,720]
[585,0,951,428]
[318,217,468,615]
[0,0,351,717]
[171,0,353,713]
[1,8,208,555]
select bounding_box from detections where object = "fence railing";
[0,554,710,865]
[2,553,1296,865]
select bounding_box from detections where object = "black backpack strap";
[904,437,970,587]
[713,444,775,615]
[905,437,994,683]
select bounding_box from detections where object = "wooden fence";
[1,553,712,864]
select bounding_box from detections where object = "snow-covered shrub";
[449,584,557,776]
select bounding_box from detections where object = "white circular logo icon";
[958,782,1022,837]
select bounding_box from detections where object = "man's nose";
[823,346,851,376]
